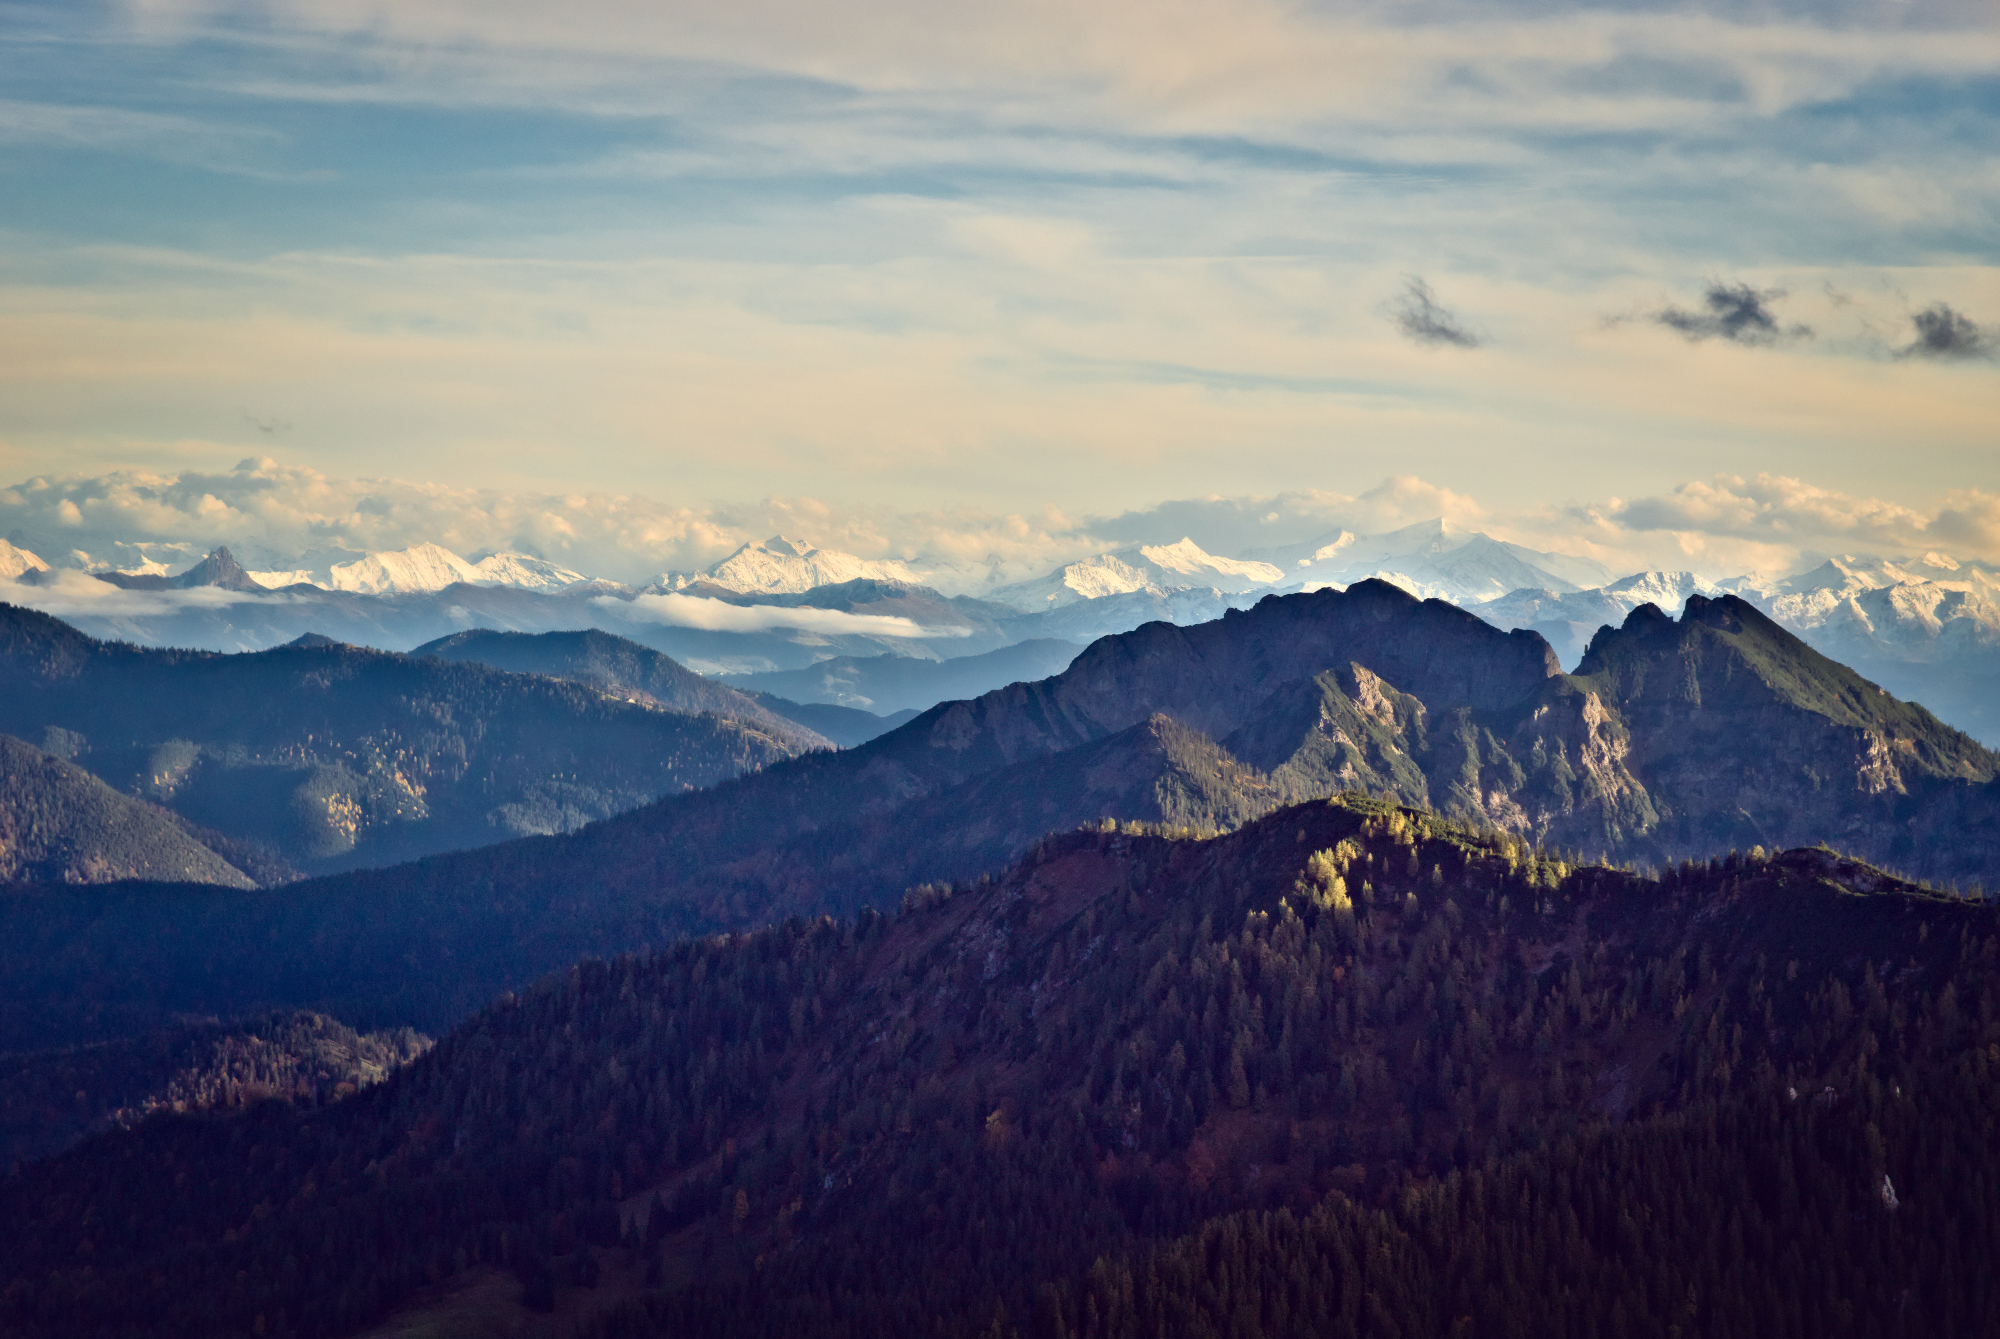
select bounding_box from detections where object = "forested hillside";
[0,796,1992,1338]
[0,733,259,887]
[0,604,820,875]
[0,1011,429,1171]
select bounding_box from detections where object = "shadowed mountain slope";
[1,797,1994,1339]
[1,582,1995,1054]
[0,734,255,887]
[718,637,1084,715]
[409,628,826,749]
[0,604,817,876]
[0,1011,429,1172]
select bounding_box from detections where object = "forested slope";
[0,733,256,887]
[0,1011,428,1171]
[1,796,1994,1338]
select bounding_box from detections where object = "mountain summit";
[664,535,920,595]
[988,537,1284,610]
[170,546,266,592]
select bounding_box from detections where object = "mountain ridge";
[1,795,1993,1338]
[0,603,819,876]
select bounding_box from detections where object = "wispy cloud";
[1649,281,1812,346]
[1898,303,1995,361]
[0,97,293,176]
[1386,276,1481,349]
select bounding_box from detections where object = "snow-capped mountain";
[1470,571,1725,664]
[1254,519,1611,605]
[987,538,1283,611]
[1459,554,2000,744]
[1475,571,1723,627]
[467,552,593,593]
[244,545,595,595]
[1741,554,1998,628]
[246,567,316,588]
[326,543,483,595]
[662,536,920,596]
[0,539,49,579]
[1736,554,2000,670]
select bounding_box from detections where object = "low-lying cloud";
[603,593,953,639]
[1651,282,1812,346]
[0,569,266,620]
[1899,303,1995,361]
[1386,277,1481,349]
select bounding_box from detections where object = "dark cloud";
[1898,303,1994,361]
[1652,281,1810,346]
[1387,276,1481,348]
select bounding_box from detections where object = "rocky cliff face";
[1560,593,1999,880]
[1175,592,1997,882]
[484,580,1995,934]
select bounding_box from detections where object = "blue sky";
[0,0,1994,577]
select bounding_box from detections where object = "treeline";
[0,798,1995,1338]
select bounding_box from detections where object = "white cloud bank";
[1,464,1995,603]
[0,567,266,620]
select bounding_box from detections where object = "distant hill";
[0,1010,428,1171]
[410,628,826,747]
[0,797,1993,1338]
[718,637,1083,714]
[739,696,917,747]
[0,604,818,876]
[0,733,256,887]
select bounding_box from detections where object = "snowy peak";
[666,535,918,596]
[988,538,1281,611]
[1760,554,2000,631]
[1601,570,1723,609]
[328,543,482,595]
[468,552,592,593]
[1276,519,1609,605]
[1135,538,1284,585]
[242,544,600,593]
[0,539,49,580]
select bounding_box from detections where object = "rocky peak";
[171,547,267,593]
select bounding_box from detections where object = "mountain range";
[0,606,823,879]
[4,524,1993,747]
[0,555,1998,1336]
[1,578,1992,1062]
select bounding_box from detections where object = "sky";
[0,0,1995,585]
